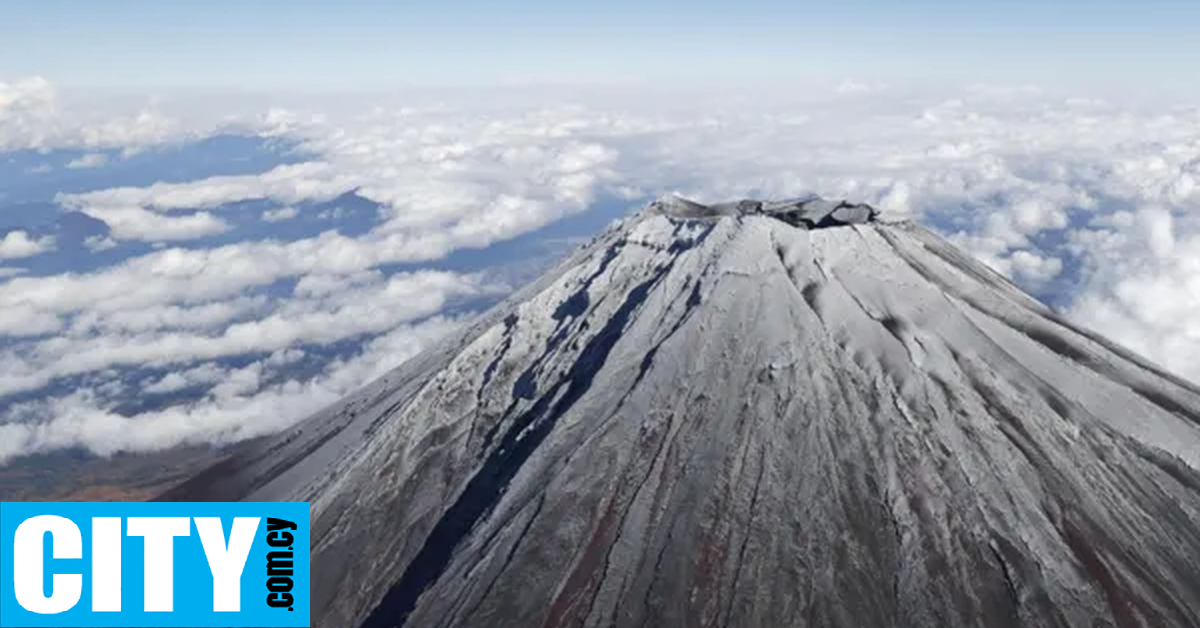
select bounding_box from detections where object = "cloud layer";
[1,77,183,151]
[0,231,54,260]
[2,78,1199,465]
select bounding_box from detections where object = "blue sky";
[3,0,1199,89]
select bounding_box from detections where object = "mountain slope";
[161,197,1200,628]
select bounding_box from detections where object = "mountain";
[160,197,1200,628]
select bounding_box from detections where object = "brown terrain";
[0,445,227,502]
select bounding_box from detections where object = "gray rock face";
[648,195,879,228]
[161,199,1200,628]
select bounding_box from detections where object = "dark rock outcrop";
[649,195,879,228]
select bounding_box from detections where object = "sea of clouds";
[1,76,1198,464]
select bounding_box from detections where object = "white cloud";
[1009,249,1064,286]
[1011,198,1069,234]
[0,231,469,335]
[81,110,180,152]
[0,270,490,397]
[84,235,118,252]
[1138,206,1176,258]
[262,206,299,222]
[69,295,269,336]
[1067,206,1200,381]
[0,77,191,151]
[0,231,54,260]
[0,304,63,336]
[0,77,57,150]
[67,153,109,169]
[60,161,357,213]
[75,206,229,242]
[0,316,461,463]
[143,363,229,395]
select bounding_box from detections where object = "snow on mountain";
[162,197,1200,628]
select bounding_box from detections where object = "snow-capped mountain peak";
[163,197,1200,628]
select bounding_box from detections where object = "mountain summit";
[162,197,1200,628]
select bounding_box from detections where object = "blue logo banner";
[0,502,309,627]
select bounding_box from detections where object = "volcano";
[161,197,1200,628]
